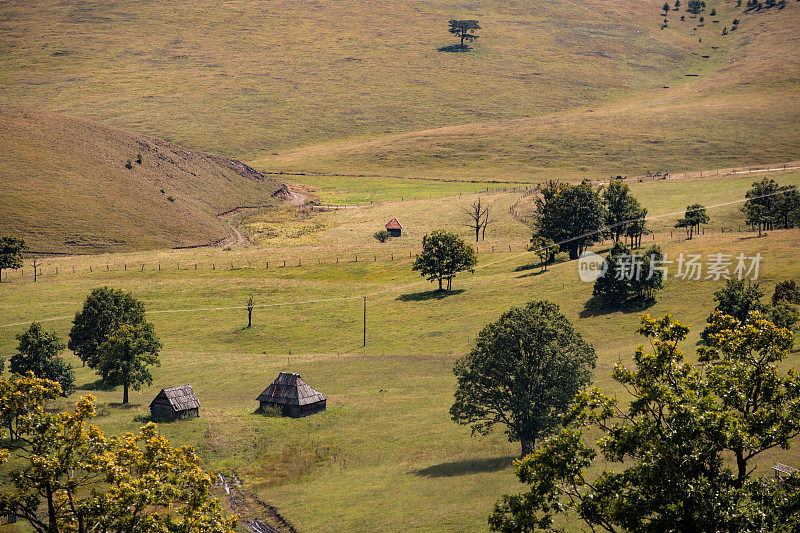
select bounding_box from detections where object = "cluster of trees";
[464,198,491,242]
[6,287,162,405]
[701,279,799,341]
[530,178,648,265]
[675,203,709,238]
[68,287,162,404]
[741,178,800,235]
[488,311,800,531]
[0,374,235,532]
[592,242,666,307]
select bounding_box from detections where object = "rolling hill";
[0,107,287,253]
[1,0,797,182]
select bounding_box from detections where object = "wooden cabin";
[385,218,403,237]
[150,384,200,421]
[257,372,327,418]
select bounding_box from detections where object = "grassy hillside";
[3,0,797,180]
[0,107,287,253]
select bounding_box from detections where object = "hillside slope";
[257,1,800,179]
[0,108,288,253]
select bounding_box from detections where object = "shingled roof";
[385,218,402,230]
[256,373,326,406]
[150,384,200,411]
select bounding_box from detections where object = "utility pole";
[363,296,367,347]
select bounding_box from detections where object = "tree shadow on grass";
[579,296,657,318]
[108,403,141,409]
[77,378,116,391]
[397,289,465,301]
[438,44,472,52]
[413,456,515,478]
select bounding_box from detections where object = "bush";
[124,160,133,169]
[374,229,391,243]
[167,196,175,202]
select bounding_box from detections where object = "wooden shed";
[385,218,403,237]
[149,384,200,421]
[256,372,327,418]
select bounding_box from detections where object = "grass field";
[1,177,799,531]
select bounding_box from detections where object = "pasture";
[1,174,799,531]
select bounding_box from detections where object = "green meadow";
[2,175,800,531]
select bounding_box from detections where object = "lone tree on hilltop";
[69,287,148,373]
[451,300,597,457]
[0,235,27,282]
[413,230,477,291]
[11,323,74,396]
[448,20,481,49]
[98,323,161,404]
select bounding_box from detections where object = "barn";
[257,372,327,417]
[149,384,200,421]
[385,218,403,237]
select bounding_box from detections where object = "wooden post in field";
[363,296,367,347]
[33,259,38,282]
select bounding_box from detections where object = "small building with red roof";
[385,218,403,237]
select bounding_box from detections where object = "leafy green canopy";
[448,19,481,48]
[412,230,477,291]
[533,180,605,260]
[99,322,162,404]
[451,301,597,457]
[0,374,235,533]
[0,235,27,281]
[12,323,74,396]
[489,312,800,532]
[675,203,709,239]
[68,287,147,371]
[592,242,665,308]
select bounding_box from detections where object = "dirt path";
[217,474,296,533]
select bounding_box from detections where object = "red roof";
[385,218,403,230]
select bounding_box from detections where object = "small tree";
[701,279,767,342]
[374,229,391,243]
[11,323,75,396]
[592,242,632,307]
[528,235,557,272]
[663,1,671,13]
[246,295,255,328]
[451,301,596,457]
[69,287,147,372]
[98,323,161,404]
[0,235,28,282]
[687,0,706,15]
[773,280,800,305]
[448,19,480,49]
[412,230,477,291]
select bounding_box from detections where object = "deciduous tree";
[534,180,605,260]
[68,287,147,372]
[98,323,161,404]
[489,313,800,532]
[448,19,480,49]
[451,301,596,457]
[412,230,477,291]
[527,235,557,272]
[0,235,27,282]
[675,203,709,239]
[464,198,490,242]
[11,323,74,396]
[0,374,236,533]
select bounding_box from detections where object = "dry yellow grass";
[0,108,286,253]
